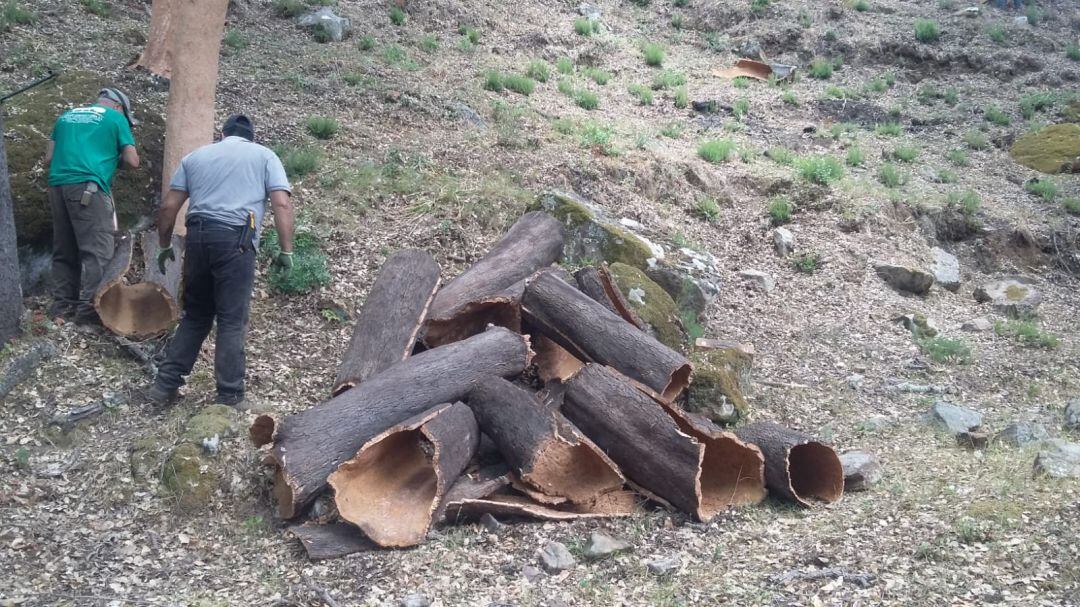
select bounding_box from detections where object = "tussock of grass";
[262,228,330,295]
[984,106,1010,126]
[919,336,971,364]
[653,70,686,89]
[579,121,618,156]
[792,252,820,274]
[893,146,918,163]
[556,57,574,75]
[878,163,904,188]
[964,130,988,149]
[766,147,794,165]
[1063,198,1080,215]
[946,190,980,215]
[795,155,844,184]
[947,148,968,166]
[305,116,339,140]
[809,58,833,79]
[503,74,536,96]
[628,84,654,105]
[698,139,734,163]
[389,5,406,26]
[914,19,940,43]
[875,122,902,136]
[358,34,375,50]
[643,42,665,66]
[583,67,611,85]
[483,70,504,92]
[733,98,750,120]
[768,196,792,224]
[1025,179,1057,201]
[695,197,721,222]
[674,86,689,109]
[575,89,599,110]
[574,17,600,36]
[846,146,865,167]
[274,145,322,179]
[527,60,550,82]
[995,319,1059,349]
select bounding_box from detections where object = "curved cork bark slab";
[94,231,183,338]
[289,522,374,560]
[332,249,441,396]
[443,490,640,522]
[575,265,645,330]
[328,403,478,547]
[256,326,531,519]
[425,212,564,346]
[533,335,584,383]
[734,421,844,508]
[524,271,692,401]
[467,376,624,504]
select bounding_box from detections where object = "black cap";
[222,114,255,141]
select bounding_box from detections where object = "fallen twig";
[303,575,342,607]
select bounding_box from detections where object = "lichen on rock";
[530,191,656,270]
[685,346,753,425]
[161,442,218,509]
[607,262,685,349]
[1009,123,1080,174]
[181,404,238,444]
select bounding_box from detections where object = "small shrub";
[824,30,837,43]
[875,122,902,136]
[643,42,665,67]
[853,0,869,11]
[504,74,535,96]
[671,14,685,29]
[878,163,904,188]
[768,196,792,224]
[674,86,689,109]
[305,116,339,140]
[865,77,888,93]
[1019,91,1056,120]
[695,197,721,222]
[943,88,958,105]
[358,34,375,50]
[343,72,369,87]
[382,44,418,69]
[1025,5,1040,26]
[557,78,574,96]
[918,336,971,364]
[574,17,600,36]
[988,24,1005,45]
[81,0,110,17]
[270,0,305,18]
[914,19,940,43]
[575,89,599,110]
[653,70,686,89]
[732,98,749,120]
[418,35,438,53]
[459,26,481,44]
[275,145,321,179]
[1025,179,1057,201]
[629,84,654,105]
[580,121,618,156]
[583,67,611,85]
[556,57,574,75]
[781,90,799,106]
[223,29,247,50]
[389,5,407,26]
[792,252,821,274]
[946,190,980,215]
[733,77,751,89]
[984,106,1010,126]
[1068,45,1080,61]
[698,139,735,163]
[527,60,550,82]
[483,70,504,92]
[797,9,811,27]
[263,228,331,295]
[893,146,918,163]
[947,148,968,166]
[766,146,794,165]
[750,0,770,16]
[964,130,988,150]
[809,58,834,79]
[936,169,957,183]
[995,319,1060,349]
[846,146,865,167]
[1062,198,1080,215]
[660,122,683,138]
[796,155,844,184]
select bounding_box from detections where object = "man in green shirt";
[45,88,140,325]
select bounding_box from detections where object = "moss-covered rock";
[162,442,218,509]
[1009,123,1080,174]
[181,404,237,444]
[530,191,656,270]
[608,262,685,350]
[685,346,753,425]
[129,435,169,481]
[4,71,165,247]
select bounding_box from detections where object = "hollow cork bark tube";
[328,402,478,547]
[94,231,183,338]
[574,265,645,330]
[734,421,844,508]
[332,249,441,395]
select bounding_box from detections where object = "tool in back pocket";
[80,182,99,207]
[237,211,255,252]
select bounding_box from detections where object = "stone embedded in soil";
[840,450,883,492]
[645,265,709,320]
[931,248,961,292]
[773,227,795,257]
[401,594,431,607]
[531,190,656,271]
[973,277,1041,318]
[297,7,352,42]
[686,346,753,424]
[522,565,543,583]
[161,443,219,509]
[956,430,990,450]
[646,554,681,576]
[927,401,983,435]
[480,513,504,533]
[1033,440,1080,479]
[181,404,237,445]
[738,270,775,293]
[1065,399,1080,430]
[608,262,686,350]
[893,313,938,338]
[537,541,576,573]
[961,317,993,332]
[874,262,934,295]
[994,422,1050,447]
[583,532,632,561]
[1009,123,1080,174]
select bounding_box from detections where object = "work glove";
[157,246,175,274]
[273,251,294,277]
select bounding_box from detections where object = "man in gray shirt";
[147,114,294,408]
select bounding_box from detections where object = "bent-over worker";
[147,114,294,408]
[45,87,140,325]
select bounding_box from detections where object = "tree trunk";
[574,265,644,330]
[424,212,564,346]
[328,402,478,547]
[524,270,692,401]
[134,0,175,78]
[443,490,640,522]
[734,421,844,507]
[252,326,532,519]
[0,112,23,344]
[467,376,623,504]
[93,231,183,338]
[161,0,229,235]
[332,249,440,396]
[289,522,374,560]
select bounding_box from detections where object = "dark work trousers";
[49,183,117,321]
[155,218,255,400]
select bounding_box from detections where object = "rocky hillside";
[2,0,1079,605]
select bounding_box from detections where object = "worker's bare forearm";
[158,189,187,247]
[270,191,295,253]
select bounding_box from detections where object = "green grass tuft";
[653,70,686,89]
[389,5,407,26]
[893,145,918,163]
[483,70,504,92]
[459,25,481,44]
[674,86,689,109]
[766,146,794,165]
[574,17,601,36]
[918,336,971,364]
[418,34,438,53]
[853,0,869,11]
[846,146,865,166]
[988,24,1005,44]
[947,148,968,166]
[809,58,834,79]
[875,122,902,136]
[504,74,535,96]
[1063,198,1080,215]
[946,190,981,215]
[643,42,666,66]
[527,60,550,82]
[878,163,904,188]
[575,89,599,110]
[936,169,957,183]
[795,155,844,184]
[223,29,248,50]
[305,116,339,140]
[995,319,1059,349]
[1025,179,1057,201]
[579,121,618,156]
[660,122,684,138]
[1068,44,1080,61]
[781,89,799,106]
[270,0,305,18]
[275,145,322,179]
[695,197,721,222]
[984,106,1010,126]
[698,139,735,163]
[80,0,111,17]
[629,84,654,105]
[358,34,375,50]
[262,228,331,295]
[556,57,574,75]
[768,196,792,224]
[732,98,750,120]
[583,67,611,85]
[914,19,940,43]
[793,252,821,274]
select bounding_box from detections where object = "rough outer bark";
[134,0,174,78]
[467,376,624,504]
[524,271,692,401]
[0,341,58,400]
[0,112,23,344]
[443,490,640,522]
[734,421,844,507]
[328,402,478,547]
[332,249,441,395]
[253,327,531,519]
[424,212,564,346]
[161,0,229,235]
[289,522,375,560]
[574,265,644,330]
[93,231,184,338]
[562,364,724,520]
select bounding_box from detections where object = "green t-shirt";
[48,104,135,194]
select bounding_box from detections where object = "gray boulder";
[1033,440,1080,479]
[402,595,431,607]
[874,262,934,295]
[1065,399,1080,430]
[773,227,795,257]
[839,450,883,491]
[994,422,1049,447]
[931,247,961,292]
[961,317,993,332]
[738,269,775,293]
[646,555,681,576]
[583,532,631,561]
[297,7,352,42]
[973,276,1041,317]
[538,541,576,573]
[927,401,982,435]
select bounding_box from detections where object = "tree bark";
[524,270,692,401]
[436,463,512,524]
[160,0,229,235]
[0,111,23,344]
[734,421,844,507]
[332,249,440,395]
[424,212,564,346]
[467,376,623,504]
[134,0,175,78]
[533,335,584,383]
[289,522,375,560]
[253,326,531,519]
[0,341,57,400]
[574,265,644,330]
[328,402,478,547]
[93,231,183,338]
[444,489,640,522]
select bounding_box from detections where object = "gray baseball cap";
[98,87,137,126]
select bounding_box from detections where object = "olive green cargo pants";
[49,182,117,322]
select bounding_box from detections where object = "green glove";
[157,246,175,274]
[273,251,294,276]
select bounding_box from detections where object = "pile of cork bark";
[250,212,844,560]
